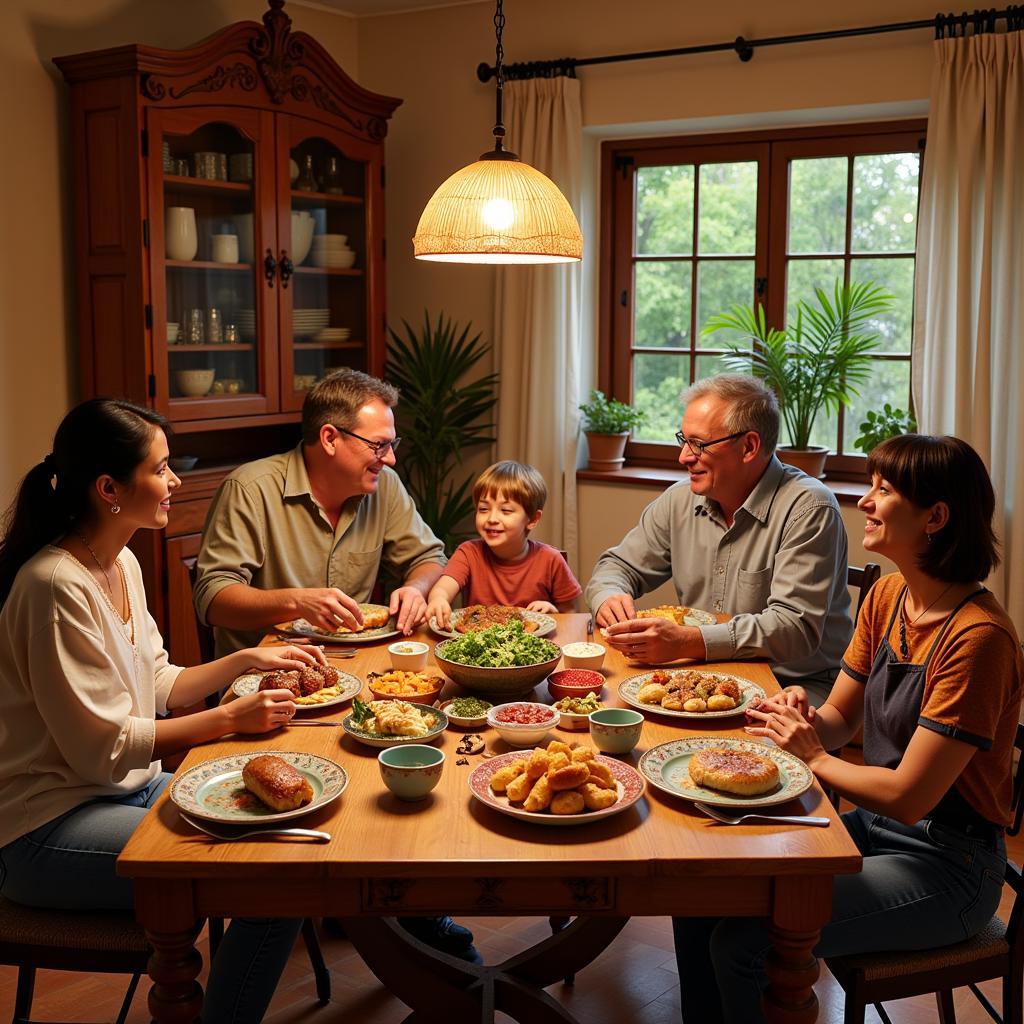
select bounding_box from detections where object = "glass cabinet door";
[148,108,279,420]
[277,115,378,409]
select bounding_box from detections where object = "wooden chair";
[826,723,1024,1024]
[0,900,149,1024]
[848,562,882,621]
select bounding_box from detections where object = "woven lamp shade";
[413,156,583,264]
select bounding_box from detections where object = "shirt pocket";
[735,566,772,612]
[329,546,383,600]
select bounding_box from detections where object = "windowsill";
[577,465,869,506]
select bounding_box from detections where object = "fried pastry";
[580,782,617,811]
[489,761,527,793]
[586,760,615,788]
[526,747,551,779]
[505,769,533,803]
[550,790,585,815]
[547,762,591,791]
[242,755,313,812]
[638,682,669,704]
[689,748,780,796]
[524,775,553,812]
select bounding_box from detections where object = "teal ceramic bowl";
[378,744,445,801]
[589,708,644,754]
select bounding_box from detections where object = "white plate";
[468,751,645,826]
[430,607,557,639]
[279,609,400,644]
[638,737,813,809]
[231,669,361,710]
[618,671,766,719]
[342,704,448,748]
[169,750,348,824]
[601,606,717,631]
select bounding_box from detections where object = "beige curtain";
[913,28,1024,630]
[495,77,583,567]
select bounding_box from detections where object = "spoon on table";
[180,813,331,841]
[694,802,830,827]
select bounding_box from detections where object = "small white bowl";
[388,640,429,672]
[173,368,215,397]
[486,702,560,747]
[167,322,180,344]
[561,642,606,671]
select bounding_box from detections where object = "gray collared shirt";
[585,456,852,686]
[194,445,445,656]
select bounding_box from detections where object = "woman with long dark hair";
[0,398,323,1022]
[674,434,1024,1023]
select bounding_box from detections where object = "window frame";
[599,120,927,478]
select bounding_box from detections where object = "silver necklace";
[76,531,115,598]
[899,583,955,659]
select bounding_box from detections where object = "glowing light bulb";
[482,196,515,231]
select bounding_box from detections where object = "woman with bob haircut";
[673,433,1024,1023]
[0,398,329,1022]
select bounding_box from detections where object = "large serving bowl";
[433,637,561,697]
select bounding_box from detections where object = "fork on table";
[694,802,830,827]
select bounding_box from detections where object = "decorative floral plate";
[342,703,448,749]
[169,750,348,824]
[231,669,362,710]
[429,607,557,639]
[618,671,766,720]
[638,737,813,809]
[277,605,399,644]
[468,751,645,827]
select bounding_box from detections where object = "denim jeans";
[0,774,302,1024]
[673,806,1007,1023]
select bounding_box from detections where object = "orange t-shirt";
[841,573,1023,827]
[443,540,581,608]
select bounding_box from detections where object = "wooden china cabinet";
[55,0,401,662]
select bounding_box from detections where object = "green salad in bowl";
[433,622,561,697]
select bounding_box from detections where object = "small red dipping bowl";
[547,668,605,701]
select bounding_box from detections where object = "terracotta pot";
[776,445,829,479]
[585,431,629,471]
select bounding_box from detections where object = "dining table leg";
[762,875,830,1024]
[135,881,203,1023]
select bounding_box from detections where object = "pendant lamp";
[412,0,583,264]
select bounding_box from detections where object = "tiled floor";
[3,799,1020,1023]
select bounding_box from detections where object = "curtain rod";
[476,6,1024,82]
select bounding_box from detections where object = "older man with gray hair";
[585,373,852,705]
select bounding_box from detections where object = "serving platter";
[468,751,645,826]
[429,607,557,639]
[231,669,361,710]
[277,605,399,644]
[618,671,766,719]
[342,703,448,749]
[169,750,348,824]
[638,737,813,809]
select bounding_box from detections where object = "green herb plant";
[853,404,917,454]
[578,390,646,435]
[386,312,498,552]
[703,280,894,450]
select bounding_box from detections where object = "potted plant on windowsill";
[703,280,894,479]
[853,404,917,455]
[579,390,646,471]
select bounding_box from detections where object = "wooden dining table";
[118,613,862,1024]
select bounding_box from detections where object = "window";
[600,122,925,476]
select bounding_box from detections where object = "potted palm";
[703,280,894,478]
[579,390,646,471]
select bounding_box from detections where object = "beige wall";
[0,0,357,502]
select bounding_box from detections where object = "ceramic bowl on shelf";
[168,456,198,472]
[291,211,315,265]
[166,322,180,344]
[173,369,215,397]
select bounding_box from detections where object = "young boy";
[426,461,581,629]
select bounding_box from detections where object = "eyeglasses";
[674,430,747,456]
[334,426,402,457]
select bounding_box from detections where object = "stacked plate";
[293,308,330,339]
[310,233,356,269]
[314,327,351,343]
[236,308,256,340]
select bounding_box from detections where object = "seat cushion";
[0,897,149,955]
[827,917,1008,982]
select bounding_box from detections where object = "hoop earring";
[110,504,121,515]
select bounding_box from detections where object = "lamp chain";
[492,0,506,149]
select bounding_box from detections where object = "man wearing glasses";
[585,373,852,705]
[194,368,446,658]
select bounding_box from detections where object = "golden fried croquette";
[716,679,741,701]
[546,740,572,757]
[586,760,615,788]
[683,697,707,713]
[637,683,668,704]
[550,790,586,815]
[662,691,685,711]
[547,752,570,772]
[571,747,596,763]
[489,760,527,793]
[547,762,591,791]
[580,782,618,811]
[707,693,738,711]
[524,774,553,812]
[505,769,533,803]
[526,747,551,779]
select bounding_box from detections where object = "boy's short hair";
[472,461,548,518]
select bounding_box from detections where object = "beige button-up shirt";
[194,445,445,656]
[585,456,853,688]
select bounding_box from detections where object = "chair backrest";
[847,563,882,621]
[186,559,216,664]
